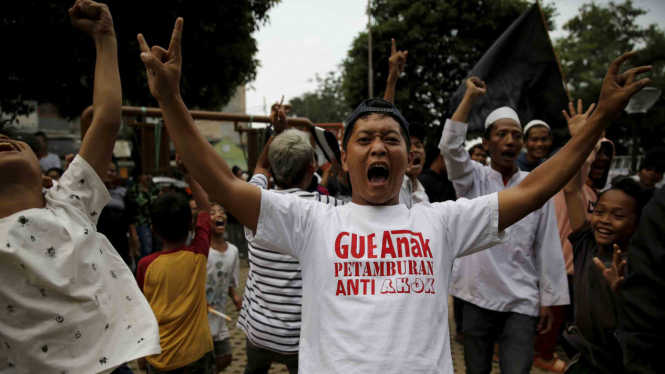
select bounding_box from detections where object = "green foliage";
[289,72,349,123]
[340,0,556,127]
[1,0,279,119]
[555,0,665,154]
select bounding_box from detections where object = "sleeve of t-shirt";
[249,173,269,189]
[534,199,570,307]
[246,189,329,259]
[438,119,487,199]
[189,211,212,258]
[46,155,111,224]
[568,220,594,259]
[136,257,149,293]
[438,192,505,259]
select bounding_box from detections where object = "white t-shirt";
[0,156,160,374]
[247,190,504,374]
[39,152,62,172]
[206,243,239,342]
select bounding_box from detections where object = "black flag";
[448,2,569,132]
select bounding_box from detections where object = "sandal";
[533,356,566,373]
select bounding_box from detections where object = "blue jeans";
[137,225,154,258]
[462,300,538,374]
[111,364,134,374]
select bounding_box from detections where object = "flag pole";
[536,0,571,101]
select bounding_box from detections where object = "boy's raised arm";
[176,154,209,214]
[562,100,598,232]
[137,19,261,232]
[383,39,407,104]
[71,0,122,179]
[497,52,651,231]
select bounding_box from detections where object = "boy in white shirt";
[136,19,651,374]
[0,2,160,373]
[206,203,241,373]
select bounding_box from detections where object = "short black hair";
[640,146,665,173]
[409,122,427,144]
[599,176,652,224]
[34,131,47,140]
[46,168,64,178]
[469,144,486,156]
[231,165,241,175]
[342,113,411,153]
[150,193,192,242]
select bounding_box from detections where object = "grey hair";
[268,129,314,187]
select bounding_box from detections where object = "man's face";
[470,147,488,165]
[482,119,523,171]
[46,169,61,181]
[407,136,425,177]
[342,114,412,205]
[589,145,611,181]
[525,126,552,159]
[638,166,663,189]
[105,163,117,184]
[0,134,44,191]
[210,204,227,235]
[590,189,638,248]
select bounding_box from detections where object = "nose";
[369,137,387,157]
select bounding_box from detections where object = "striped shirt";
[237,174,344,353]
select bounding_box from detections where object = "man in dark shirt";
[418,151,457,203]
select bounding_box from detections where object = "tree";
[1,0,278,119]
[289,71,349,123]
[555,0,665,155]
[340,0,556,128]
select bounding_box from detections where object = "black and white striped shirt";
[237,174,345,353]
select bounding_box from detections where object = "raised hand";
[269,104,288,135]
[68,0,114,40]
[593,244,627,293]
[563,99,596,137]
[137,18,183,102]
[388,39,408,81]
[175,153,188,174]
[594,51,651,122]
[465,76,487,99]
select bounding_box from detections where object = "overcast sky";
[245,0,665,116]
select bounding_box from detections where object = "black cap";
[408,122,427,144]
[342,99,410,148]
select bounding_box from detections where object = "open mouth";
[0,141,19,153]
[214,219,226,228]
[596,227,613,239]
[367,162,390,185]
[501,150,516,161]
[412,156,421,167]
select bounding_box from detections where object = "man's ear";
[406,150,414,173]
[341,151,349,172]
[482,139,489,152]
[42,176,53,189]
[309,162,317,175]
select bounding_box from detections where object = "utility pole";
[367,0,373,98]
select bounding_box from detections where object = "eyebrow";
[357,129,401,136]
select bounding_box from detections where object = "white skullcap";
[485,107,521,129]
[523,120,550,135]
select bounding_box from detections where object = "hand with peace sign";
[593,51,651,122]
[137,18,184,102]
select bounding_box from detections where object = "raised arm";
[71,0,122,179]
[254,104,288,178]
[383,39,408,104]
[562,100,598,232]
[137,19,260,232]
[176,153,209,214]
[439,77,486,197]
[497,52,651,231]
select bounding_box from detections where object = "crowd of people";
[1,1,664,374]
